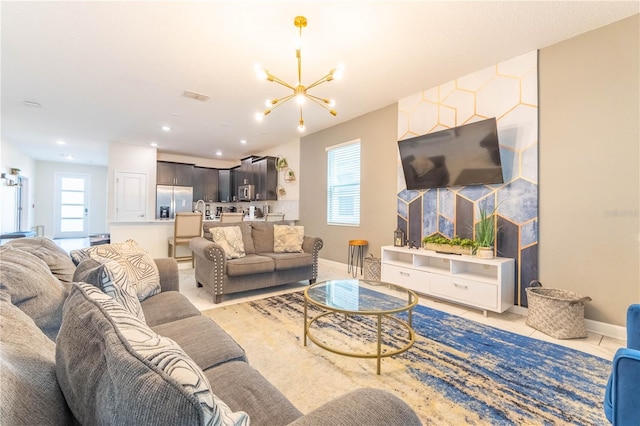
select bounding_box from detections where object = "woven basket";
[525,280,592,339]
[363,254,381,281]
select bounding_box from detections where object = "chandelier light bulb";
[298,121,306,132]
[334,64,345,79]
[255,65,268,80]
[255,112,264,122]
[265,99,272,108]
[295,94,306,105]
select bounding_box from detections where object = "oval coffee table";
[303,279,418,374]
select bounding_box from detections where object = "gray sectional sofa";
[0,237,421,426]
[191,221,323,303]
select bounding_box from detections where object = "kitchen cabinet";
[157,161,194,186]
[230,166,240,201]
[192,167,219,202]
[218,169,231,202]
[252,156,278,200]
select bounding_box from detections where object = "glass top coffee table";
[303,279,418,374]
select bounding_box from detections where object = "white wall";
[0,139,36,234]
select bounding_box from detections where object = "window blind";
[326,140,360,226]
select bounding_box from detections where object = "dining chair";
[168,212,203,267]
[265,212,285,222]
[219,212,244,223]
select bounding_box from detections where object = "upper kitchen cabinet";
[202,168,219,202]
[218,168,232,202]
[157,161,194,186]
[252,156,278,200]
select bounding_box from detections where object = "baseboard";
[508,306,626,341]
[319,258,628,341]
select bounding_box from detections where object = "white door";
[115,171,147,221]
[54,173,89,238]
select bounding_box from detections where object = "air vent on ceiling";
[182,90,210,102]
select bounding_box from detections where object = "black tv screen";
[398,117,503,190]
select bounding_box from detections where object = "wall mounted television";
[398,117,504,190]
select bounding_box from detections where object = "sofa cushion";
[140,291,201,327]
[250,222,276,254]
[273,225,304,253]
[74,257,146,322]
[152,316,247,371]
[56,283,250,426]
[204,361,302,426]
[0,246,69,340]
[210,226,246,259]
[0,292,74,425]
[260,252,314,271]
[226,254,274,277]
[6,237,76,284]
[71,239,161,301]
[204,222,255,255]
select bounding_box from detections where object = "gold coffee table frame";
[303,279,418,374]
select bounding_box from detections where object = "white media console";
[380,245,515,316]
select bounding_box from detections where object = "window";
[326,140,361,226]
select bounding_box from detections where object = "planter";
[476,246,494,259]
[424,242,473,256]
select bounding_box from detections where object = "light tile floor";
[52,238,624,360]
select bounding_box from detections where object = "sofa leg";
[214,294,223,304]
[309,279,316,284]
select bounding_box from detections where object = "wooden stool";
[348,239,368,278]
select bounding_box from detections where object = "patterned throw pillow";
[61,283,250,426]
[210,226,246,259]
[71,240,160,302]
[73,257,146,322]
[273,225,305,253]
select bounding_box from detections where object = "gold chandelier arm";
[305,71,335,91]
[266,72,296,91]
[297,25,303,86]
[271,94,296,110]
[306,94,338,116]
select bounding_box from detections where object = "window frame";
[326,139,361,227]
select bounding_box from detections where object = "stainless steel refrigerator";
[156,185,193,219]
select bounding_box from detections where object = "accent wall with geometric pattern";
[396,51,538,306]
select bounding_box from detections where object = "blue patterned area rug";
[202,290,611,425]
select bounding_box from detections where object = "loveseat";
[0,237,421,426]
[191,221,323,304]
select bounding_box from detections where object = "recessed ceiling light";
[150,142,158,147]
[216,151,222,156]
[56,140,66,145]
[61,154,74,160]
[161,126,171,132]
[240,139,247,144]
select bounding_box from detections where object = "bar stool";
[348,239,368,278]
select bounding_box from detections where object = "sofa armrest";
[605,347,640,425]
[153,258,180,292]
[627,304,640,350]
[287,389,421,426]
[190,237,226,264]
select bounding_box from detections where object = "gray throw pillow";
[56,283,249,426]
[70,239,160,301]
[0,246,69,340]
[74,257,146,322]
[6,237,76,284]
[0,292,74,425]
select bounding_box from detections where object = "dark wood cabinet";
[193,167,220,202]
[157,161,194,186]
[252,156,278,200]
[218,169,231,202]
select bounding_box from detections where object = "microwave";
[238,184,255,201]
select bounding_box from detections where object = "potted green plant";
[475,207,497,259]
[422,234,476,255]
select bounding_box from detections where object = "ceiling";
[2,1,638,166]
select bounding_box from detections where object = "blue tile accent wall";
[396,51,539,307]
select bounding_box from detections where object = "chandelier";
[255,16,343,132]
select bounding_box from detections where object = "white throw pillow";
[73,257,146,323]
[211,227,246,259]
[71,240,161,302]
[273,225,304,253]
